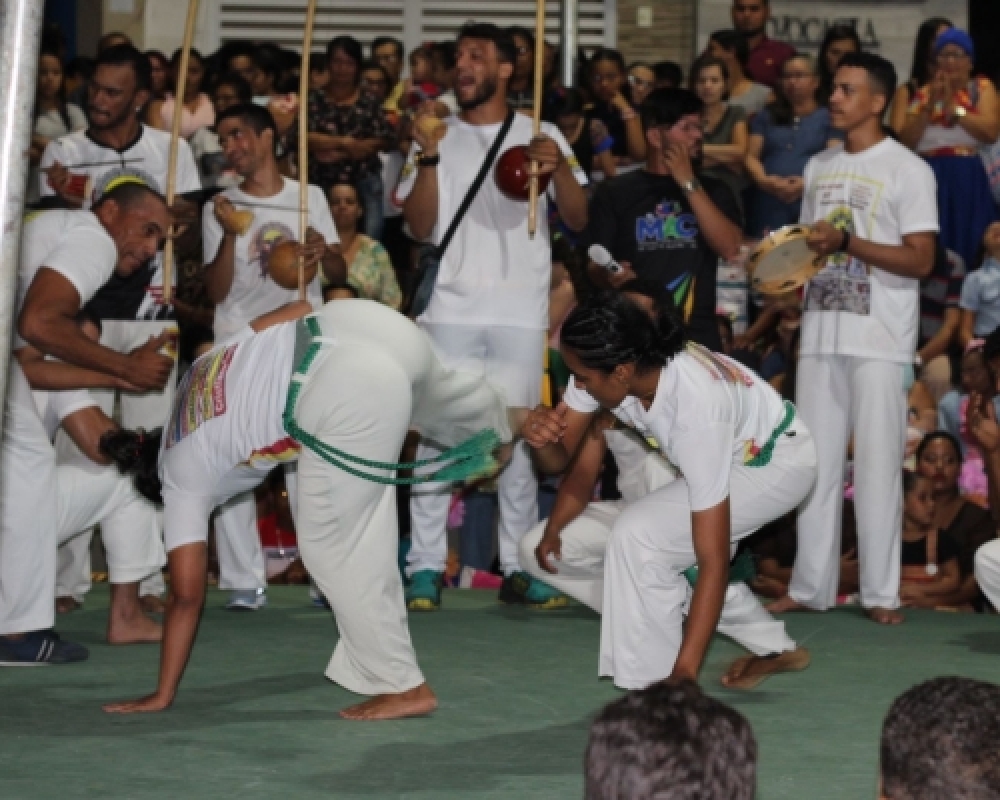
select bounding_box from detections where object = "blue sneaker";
[406,570,443,611]
[0,631,89,665]
[226,588,267,611]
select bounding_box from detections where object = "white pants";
[84,319,179,600]
[598,417,816,690]
[975,539,1000,611]
[0,366,164,634]
[212,463,299,591]
[409,323,544,576]
[519,503,797,659]
[791,356,906,610]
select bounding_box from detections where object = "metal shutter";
[217,0,406,50]
[214,0,614,53]
[421,1,613,50]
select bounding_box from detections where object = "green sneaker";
[406,570,443,612]
[499,571,570,609]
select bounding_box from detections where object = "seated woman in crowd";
[938,342,999,503]
[29,48,86,205]
[299,36,394,241]
[551,89,616,182]
[959,221,1000,349]
[706,30,772,119]
[899,470,963,609]
[691,55,748,219]
[816,25,861,105]
[745,54,839,237]
[913,432,997,610]
[149,48,215,141]
[586,48,646,166]
[898,28,999,272]
[626,62,656,108]
[328,181,402,309]
[889,17,953,135]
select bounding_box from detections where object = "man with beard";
[397,22,588,611]
[39,44,201,610]
[731,0,795,90]
[584,88,744,350]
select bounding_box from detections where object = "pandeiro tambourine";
[746,225,825,295]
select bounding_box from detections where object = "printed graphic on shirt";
[166,344,237,448]
[804,196,873,315]
[635,200,699,251]
[245,436,302,468]
[250,221,296,280]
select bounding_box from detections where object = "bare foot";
[139,595,167,614]
[107,611,163,645]
[103,692,173,714]
[866,606,904,625]
[56,596,80,614]
[767,595,810,614]
[721,647,811,690]
[339,683,438,721]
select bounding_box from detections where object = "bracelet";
[839,230,851,254]
[416,152,440,168]
[620,110,637,121]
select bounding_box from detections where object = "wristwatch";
[416,152,440,168]
[679,177,702,194]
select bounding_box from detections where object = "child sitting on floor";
[899,470,962,608]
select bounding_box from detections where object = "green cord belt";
[282,317,501,486]
[744,400,797,468]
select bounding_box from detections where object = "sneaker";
[406,570,443,611]
[0,630,89,666]
[499,571,570,609]
[226,588,267,611]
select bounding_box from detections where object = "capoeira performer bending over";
[523,292,818,688]
[104,299,518,719]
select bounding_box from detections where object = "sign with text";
[695,1,967,81]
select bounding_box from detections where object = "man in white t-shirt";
[40,45,201,606]
[397,23,588,611]
[0,185,173,664]
[202,103,345,609]
[769,53,939,625]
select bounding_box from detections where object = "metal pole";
[560,0,578,88]
[0,0,45,435]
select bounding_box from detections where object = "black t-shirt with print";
[585,169,743,350]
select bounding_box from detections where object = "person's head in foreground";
[560,290,686,410]
[880,676,1000,799]
[585,679,756,800]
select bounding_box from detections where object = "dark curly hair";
[560,290,686,373]
[585,679,756,800]
[99,427,164,505]
[881,676,1000,799]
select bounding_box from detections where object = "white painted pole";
[0,0,45,436]
[560,0,579,88]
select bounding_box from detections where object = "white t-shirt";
[15,210,118,349]
[564,348,787,512]
[604,426,678,505]
[39,125,202,320]
[395,114,587,329]
[162,323,299,493]
[203,178,335,342]
[31,388,97,441]
[799,138,939,362]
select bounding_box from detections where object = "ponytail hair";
[99,427,164,505]
[560,290,686,373]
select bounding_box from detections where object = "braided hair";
[99,427,164,505]
[561,291,686,373]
